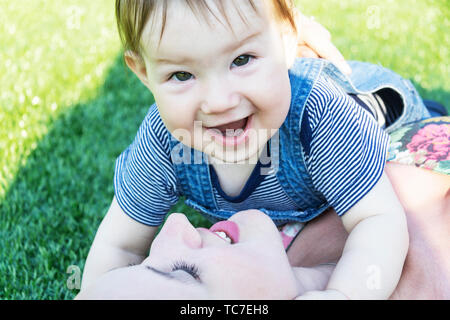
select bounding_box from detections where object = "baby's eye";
[170,71,193,82]
[232,54,253,67]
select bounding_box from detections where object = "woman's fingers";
[297,45,319,58]
[296,12,352,75]
[308,39,352,75]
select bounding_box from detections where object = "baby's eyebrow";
[154,30,262,65]
[225,30,262,52]
[155,55,196,66]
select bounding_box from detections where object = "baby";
[81,0,430,299]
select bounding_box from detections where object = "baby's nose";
[201,82,240,114]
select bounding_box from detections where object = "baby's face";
[140,0,294,164]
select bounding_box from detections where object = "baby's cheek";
[159,110,195,142]
[259,67,290,109]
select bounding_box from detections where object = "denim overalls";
[167,58,430,224]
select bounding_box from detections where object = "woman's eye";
[232,55,253,67]
[170,71,193,82]
[171,260,201,281]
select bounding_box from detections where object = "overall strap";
[168,134,218,210]
[274,58,328,211]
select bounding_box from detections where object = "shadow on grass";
[0,53,207,300]
[0,54,448,299]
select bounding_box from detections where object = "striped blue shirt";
[114,75,390,226]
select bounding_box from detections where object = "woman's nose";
[201,79,240,114]
[159,213,202,249]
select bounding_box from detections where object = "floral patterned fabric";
[282,116,450,250]
[387,116,450,175]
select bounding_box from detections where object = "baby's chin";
[205,140,267,165]
[207,151,259,165]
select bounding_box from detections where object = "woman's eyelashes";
[168,54,255,82]
[171,260,201,281]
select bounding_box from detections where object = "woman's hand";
[295,10,352,75]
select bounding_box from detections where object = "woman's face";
[77,210,300,299]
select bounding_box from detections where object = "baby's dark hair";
[116,0,297,57]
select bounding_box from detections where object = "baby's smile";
[204,115,249,136]
[203,114,253,148]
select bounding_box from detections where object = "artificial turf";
[0,0,448,299]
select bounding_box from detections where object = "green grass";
[0,0,448,299]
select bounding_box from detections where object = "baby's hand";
[294,9,352,75]
[295,289,349,300]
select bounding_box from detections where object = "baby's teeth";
[214,231,231,243]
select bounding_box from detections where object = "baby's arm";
[81,196,158,290]
[298,172,409,299]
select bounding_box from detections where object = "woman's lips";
[209,220,240,244]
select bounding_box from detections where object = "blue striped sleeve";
[114,104,179,226]
[304,77,390,216]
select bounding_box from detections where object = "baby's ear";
[124,50,150,88]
